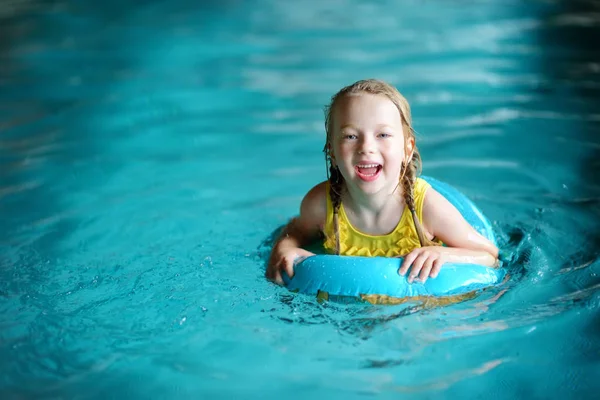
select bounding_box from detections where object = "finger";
[299,249,316,257]
[283,258,295,280]
[418,257,434,283]
[292,249,315,266]
[273,271,284,285]
[266,266,284,285]
[430,258,443,278]
[266,257,286,284]
[408,253,428,283]
[399,251,419,275]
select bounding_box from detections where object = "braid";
[401,154,438,248]
[329,165,343,255]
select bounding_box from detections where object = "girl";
[267,79,498,286]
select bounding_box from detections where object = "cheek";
[335,143,352,158]
[383,142,404,159]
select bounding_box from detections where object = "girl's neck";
[342,184,404,217]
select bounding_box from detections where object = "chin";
[354,181,386,194]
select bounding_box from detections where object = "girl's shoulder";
[421,183,446,220]
[421,182,470,240]
[299,181,329,229]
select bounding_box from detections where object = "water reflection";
[1,0,600,398]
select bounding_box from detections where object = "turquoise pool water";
[1,0,599,398]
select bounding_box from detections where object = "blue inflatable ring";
[282,176,505,298]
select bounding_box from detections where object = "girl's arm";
[399,187,499,283]
[266,182,327,285]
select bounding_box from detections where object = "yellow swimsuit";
[323,178,438,257]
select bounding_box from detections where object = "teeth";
[358,164,379,168]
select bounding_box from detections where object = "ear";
[405,136,415,163]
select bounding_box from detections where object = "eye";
[342,134,357,140]
[378,132,392,138]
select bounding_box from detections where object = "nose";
[358,135,375,154]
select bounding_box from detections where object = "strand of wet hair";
[329,165,343,255]
[401,159,431,248]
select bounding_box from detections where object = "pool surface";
[1,0,599,398]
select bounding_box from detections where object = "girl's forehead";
[333,93,402,126]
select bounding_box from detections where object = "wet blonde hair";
[323,79,436,254]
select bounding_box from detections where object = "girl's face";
[330,93,414,196]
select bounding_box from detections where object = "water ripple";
[1,0,599,398]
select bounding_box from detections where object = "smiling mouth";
[355,163,382,181]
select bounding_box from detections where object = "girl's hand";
[398,246,447,284]
[266,246,315,285]
[265,181,327,286]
